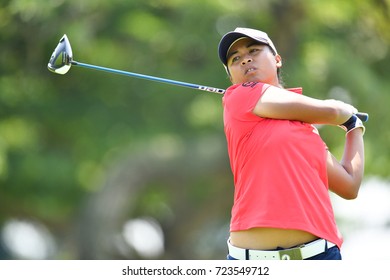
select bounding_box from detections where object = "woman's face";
[226,37,282,86]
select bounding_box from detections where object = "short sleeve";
[223,82,270,122]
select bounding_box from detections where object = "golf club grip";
[356,112,369,122]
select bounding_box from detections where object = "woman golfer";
[218,27,365,260]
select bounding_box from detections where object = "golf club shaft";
[70,61,368,122]
[71,61,226,94]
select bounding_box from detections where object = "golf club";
[47,34,369,122]
[47,34,225,94]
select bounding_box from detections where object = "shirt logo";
[242,82,259,88]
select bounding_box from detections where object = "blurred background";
[0,0,389,260]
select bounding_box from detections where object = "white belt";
[227,238,336,260]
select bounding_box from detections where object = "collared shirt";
[222,82,343,249]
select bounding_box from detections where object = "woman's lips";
[245,67,257,75]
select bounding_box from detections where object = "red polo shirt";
[222,82,343,248]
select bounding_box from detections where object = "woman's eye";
[232,56,240,62]
[228,56,240,64]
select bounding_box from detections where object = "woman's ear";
[275,54,282,68]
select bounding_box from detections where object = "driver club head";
[47,34,73,74]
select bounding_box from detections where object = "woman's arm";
[253,85,357,125]
[326,128,365,199]
[253,84,365,198]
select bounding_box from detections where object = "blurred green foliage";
[0,0,389,259]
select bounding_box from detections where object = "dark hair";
[277,67,284,87]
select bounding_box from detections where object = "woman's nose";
[241,57,252,65]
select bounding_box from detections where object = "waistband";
[227,238,336,260]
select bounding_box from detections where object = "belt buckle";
[278,247,303,260]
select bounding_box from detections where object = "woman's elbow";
[338,185,360,200]
[342,191,359,200]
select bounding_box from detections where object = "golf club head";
[47,34,73,74]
